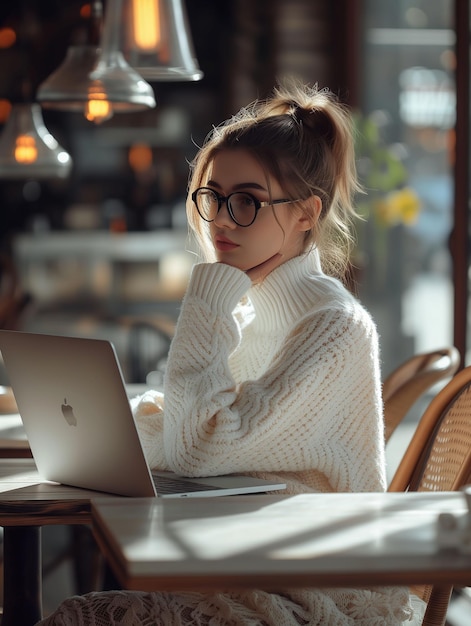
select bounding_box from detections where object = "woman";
[38,80,423,625]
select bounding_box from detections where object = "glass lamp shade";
[0,103,72,180]
[88,49,157,110]
[121,0,203,81]
[37,44,156,117]
[38,45,102,111]
[89,0,157,108]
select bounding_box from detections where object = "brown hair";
[186,79,361,279]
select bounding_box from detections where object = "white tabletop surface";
[92,490,471,591]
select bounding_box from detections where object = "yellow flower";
[373,187,421,227]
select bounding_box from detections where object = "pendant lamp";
[38,45,114,124]
[0,103,72,179]
[37,0,156,122]
[121,0,203,81]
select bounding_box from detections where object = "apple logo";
[61,398,77,426]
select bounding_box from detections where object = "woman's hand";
[131,389,164,416]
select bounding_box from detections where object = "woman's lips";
[214,236,239,251]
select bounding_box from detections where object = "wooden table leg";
[3,526,42,626]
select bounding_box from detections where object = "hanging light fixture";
[0,103,72,179]
[0,9,72,180]
[122,0,203,81]
[37,0,156,123]
[38,44,114,124]
[88,0,156,108]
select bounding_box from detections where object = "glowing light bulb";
[0,27,16,49]
[84,98,113,124]
[0,103,72,179]
[128,143,153,173]
[14,135,38,164]
[132,0,161,50]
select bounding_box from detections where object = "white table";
[0,458,116,626]
[91,491,471,592]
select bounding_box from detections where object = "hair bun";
[291,103,334,143]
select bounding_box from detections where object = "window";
[358,0,455,377]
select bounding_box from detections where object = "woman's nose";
[213,199,235,227]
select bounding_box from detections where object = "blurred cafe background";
[0,0,466,384]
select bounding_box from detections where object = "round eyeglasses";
[191,187,299,227]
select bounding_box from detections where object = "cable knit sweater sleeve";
[136,254,386,494]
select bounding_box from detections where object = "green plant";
[354,112,421,227]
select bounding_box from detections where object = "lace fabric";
[36,588,417,626]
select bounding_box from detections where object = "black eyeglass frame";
[191,187,299,227]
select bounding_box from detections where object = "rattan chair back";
[389,365,471,626]
[383,347,460,443]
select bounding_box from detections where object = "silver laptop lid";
[0,330,156,497]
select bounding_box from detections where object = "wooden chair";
[388,364,471,626]
[383,347,460,443]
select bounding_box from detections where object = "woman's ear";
[296,195,322,232]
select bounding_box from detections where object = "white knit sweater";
[137,249,386,494]
[130,250,419,626]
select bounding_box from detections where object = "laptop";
[0,329,286,498]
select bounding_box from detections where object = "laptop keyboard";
[151,473,223,495]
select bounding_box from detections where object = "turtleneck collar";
[246,248,335,331]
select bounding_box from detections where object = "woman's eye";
[241,195,256,206]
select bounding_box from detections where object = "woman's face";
[205,149,309,275]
